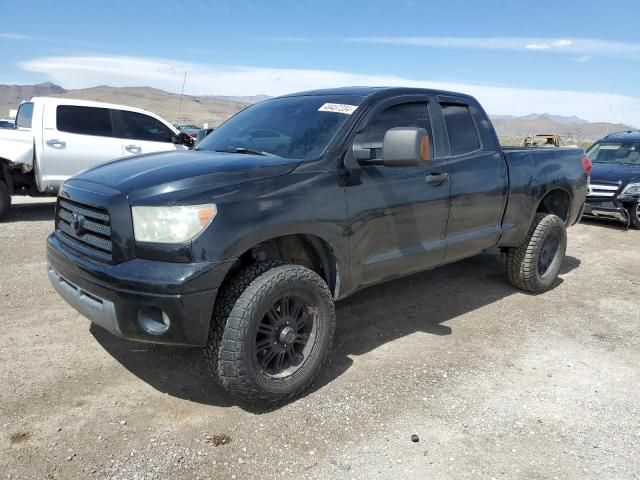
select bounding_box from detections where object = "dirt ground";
[1,196,639,480]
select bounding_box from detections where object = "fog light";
[138,306,170,335]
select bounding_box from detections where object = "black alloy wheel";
[254,295,317,378]
[537,232,561,278]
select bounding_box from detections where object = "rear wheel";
[506,213,567,293]
[205,262,336,405]
[0,180,11,221]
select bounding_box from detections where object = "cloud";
[268,36,640,60]
[19,55,640,126]
[574,56,592,63]
[0,33,33,40]
[525,39,573,50]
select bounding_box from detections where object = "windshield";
[196,95,363,160]
[588,142,640,165]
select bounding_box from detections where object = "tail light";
[581,156,592,175]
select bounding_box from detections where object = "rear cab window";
[441,103,481,156]
[16,102,34,129]
[117,110,174,143]
[56,105,113,137]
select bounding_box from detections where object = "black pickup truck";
[47,87,589,404]
[583,130,640,228]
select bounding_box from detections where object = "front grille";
[56,198,112,261]
[588,183,621,198]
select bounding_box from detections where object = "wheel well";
[227,235,339,298]
[536,189,571,223]
[0,159,11,187]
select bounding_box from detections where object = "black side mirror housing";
[381,127,431,167]
[173,132,195,148]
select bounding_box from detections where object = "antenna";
[176,71,187,126]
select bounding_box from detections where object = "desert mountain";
[0,83,249,127]
[0,82,66,115]
[0,83,634,139]
[489,113,632,140]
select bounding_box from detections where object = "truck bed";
[498,146,588,247]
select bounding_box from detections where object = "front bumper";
[583,200,629,224]
[47,233,236,346]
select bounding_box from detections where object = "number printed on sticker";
[318,103,358,115]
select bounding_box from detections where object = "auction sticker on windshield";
[318,103,358,115]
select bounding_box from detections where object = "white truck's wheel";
[0,180,11,221]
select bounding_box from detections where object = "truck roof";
[601,130,640,142]
[280,86,477,102]
[27,96,162,117]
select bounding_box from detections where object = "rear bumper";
[47,233,236,346]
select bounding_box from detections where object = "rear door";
[345,97,451,291]
[437,98,508,262]
[41,104,124,190]
[112,109,180,156]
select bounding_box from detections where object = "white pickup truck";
[0,97,194,219]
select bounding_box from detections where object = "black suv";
[584,131,640,228]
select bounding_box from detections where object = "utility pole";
[176,71,187,126]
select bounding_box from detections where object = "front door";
[345,100,451,291]
[113,110,179,157]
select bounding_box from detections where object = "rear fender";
[0,131,35,169]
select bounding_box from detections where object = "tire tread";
[506,213,567,293]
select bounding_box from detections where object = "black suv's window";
[441,103,480,156]
[357,102,432,160]
[16,102,34,129]
[57,106,113,137]
[120,111,174,143]
[588,142,640,165]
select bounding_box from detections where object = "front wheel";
[628,202,640,229]
[506,213,567,293]
[0,180,11,221]
[205,262,336,405]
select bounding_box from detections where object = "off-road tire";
[506,213,567,293]
[0,180,11,221]
[205,262,336,405]
[628,202,640,229]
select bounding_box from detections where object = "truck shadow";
[580,217,631,231]
[3,200,56,222]
[92,252,580,413]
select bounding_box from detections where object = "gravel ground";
[1,196,639,480]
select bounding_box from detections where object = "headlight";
[619,183,640,197]
[132,204,217,243]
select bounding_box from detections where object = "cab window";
[441,103,481,156]
[57,106,113,137]
[356,102,433,160]
[119,110,174,143]
[16,102,34,129]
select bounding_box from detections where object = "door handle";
[46,139,66,148]
[425,172,449,186]
[125,144,142,153]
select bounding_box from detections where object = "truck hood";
[72,150,302,199]
[590,162,640,184]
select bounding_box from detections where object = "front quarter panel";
[187,167,350,297]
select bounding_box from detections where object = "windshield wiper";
[215,147,275,156]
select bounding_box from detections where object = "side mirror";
[381,127,431,167]
[173,132,195,148]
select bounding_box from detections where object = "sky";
[1,0,639,126]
